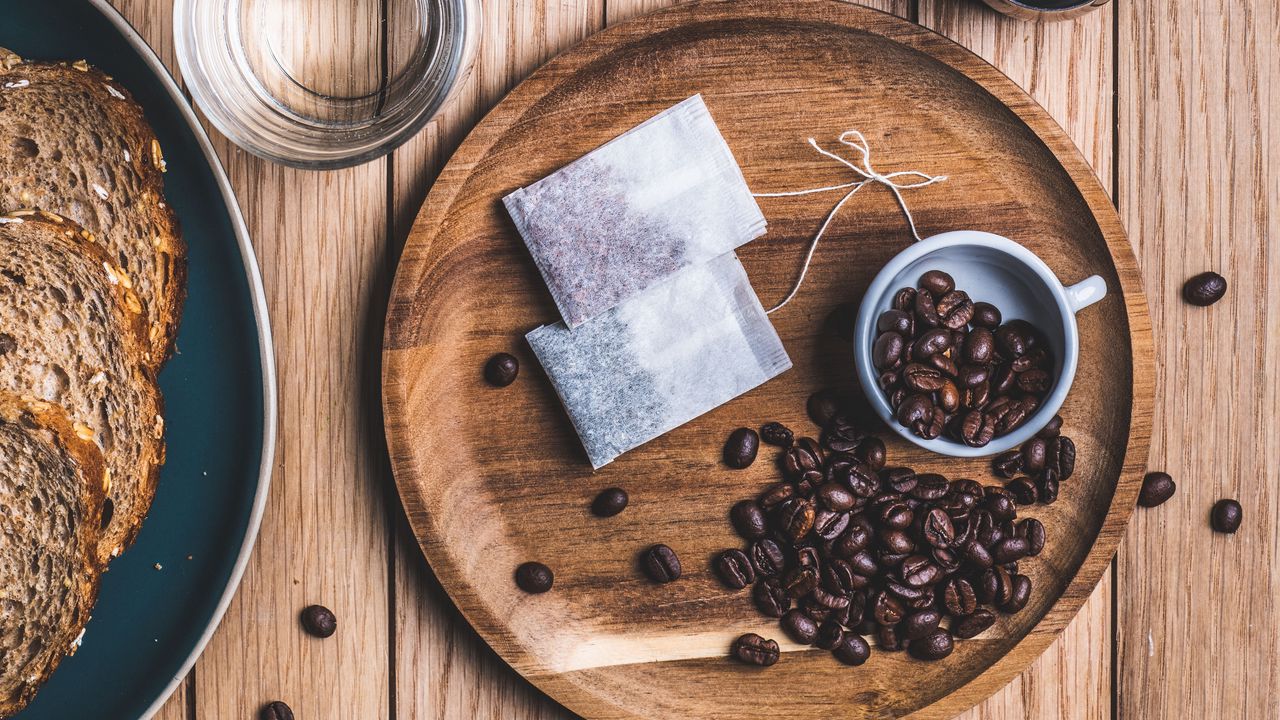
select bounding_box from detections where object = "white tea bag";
[504,95,767,328]
[528,253,791,469]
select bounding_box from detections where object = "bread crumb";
[92,183,109,200]
[104,83,125,100]
[124,149,131,162]
[3,79,29,89]
[153,563,163,571]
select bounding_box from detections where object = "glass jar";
[175,0,481,169]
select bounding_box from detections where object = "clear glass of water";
[175,0,481,170]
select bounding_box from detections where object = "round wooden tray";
[383,1,1153,717]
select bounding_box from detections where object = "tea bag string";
[752,130,947,314]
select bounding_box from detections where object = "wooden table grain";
[108,0,1277,717]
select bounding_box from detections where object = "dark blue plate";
[0,1,276,717]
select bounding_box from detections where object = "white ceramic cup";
[853,230,1107,457]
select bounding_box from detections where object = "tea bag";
[504,95,767,328]
[528,253,791,469]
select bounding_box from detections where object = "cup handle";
[1065,275,1107,314]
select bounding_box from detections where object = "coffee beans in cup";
[873,271,1054,446]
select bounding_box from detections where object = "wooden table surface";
[112,0,1277,718]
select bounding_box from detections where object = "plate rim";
[75,1,280,718]
[383,0,1154,717]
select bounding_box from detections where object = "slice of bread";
[0,51,186,367]
[0,210,164,565]
[0,391,107,717]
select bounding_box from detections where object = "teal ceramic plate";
[0,1,276,717]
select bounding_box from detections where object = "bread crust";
[0,391,107,717]
[0,57,187,367]
[0,210,165,565]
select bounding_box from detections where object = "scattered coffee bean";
[514,562,554,593]
[808,389,842,428]
[952,608,997,639]
[1018,518,1046,557]
[760,421,794,447]
[483,352,519,386]
[715,549,756,589]
[1183,271,1227,306]
[815,619,845,650]
[300,604,337,638]
[908,629,954,661]
[833,633,872,666]
[261,701,294,720]
[642,544,681,582]
[724,427,760,468]
[1210,499,1242,533]
[732,633,780,666]
[731,499,769,540]
[781,608,819,644]
[754,578,791,617]
[749,539,787,577]
[591,487,629,517]
[1138,472,1176,508]
[1037,414,1063,438]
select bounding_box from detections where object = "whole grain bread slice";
[0,391,107,718]
[0,49,186,367]
[0,210,164,565]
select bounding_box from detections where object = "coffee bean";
[952,607,997,639]
[903,363,946,392]
[732,633,780,666]
[995,323,1029,358]
[1001,481,1034,509]
[922,508,956,548]
[911,473,949,501]
[822,415,865,453]
[1047,436,1076,480]
[831,633,871,666]
[724,428,760,468]
[1000,573,1032,613]
[876,624,904,651]
[1183,271,1227,306]
[970,301,1001,329]
[1138,472,1177,508]
[813,508,851,541]
[937,290,974,329]
[873,332,905,370]
[754,578,791,617]
[760,421,794,447]
[591,487,629,517]
[877,309,914,336]
[780,608,819,644]
[777,498,816,542]
[882,467,917,494]
[914,328,953,359]
[893,287,918,312]
[795,545,821,569]
[959,409,994,447]
[731,500,769,540]
[750,539,787,577]
[1018,518,1046,556]
[915,288,941,327]
[942,577,978,616]
[992,450,1024,479]
[902,608,942,640]
[879,527,915,555]
[877,499,914,530]
[300,604,337,638]
[807,389,842,428]
[514,562,553,593]
[759,482,796,511]
[1211,499,1243,533]
[483,352,519,386]
[782,566,819,598]
[783,439,823,479]
[919,270,955,297]
[815,619,845,650]
[715,549,756,589]
[261,701,295,720]
[909,629,954,661]
[642,544,681,583]
[871,589,906,626]
[852,437,886,472]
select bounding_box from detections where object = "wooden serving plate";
[383,1,1153,717]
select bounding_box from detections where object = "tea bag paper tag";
[505,95,766,328]
[528,253,791,469]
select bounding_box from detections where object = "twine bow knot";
[753,130,947,313]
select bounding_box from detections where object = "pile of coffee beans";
[872,270,1054,446]
[718,395,1050,667]
[990,420,1075,505]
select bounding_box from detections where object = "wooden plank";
[114,1,395,718]
[389,1,604,718]
[1116,0,1280,718]
[917,3,1115,718]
